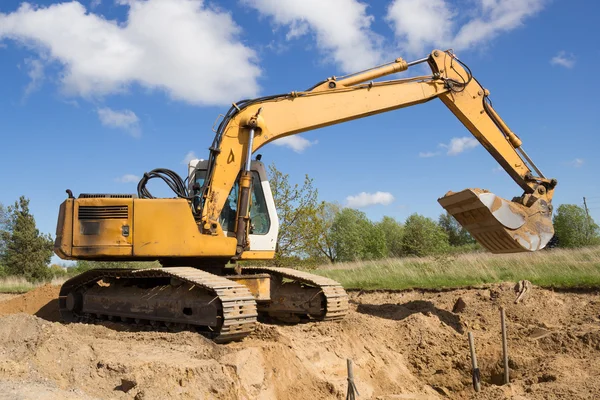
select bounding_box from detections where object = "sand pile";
[0,283,598,399]
[0,284,60,321]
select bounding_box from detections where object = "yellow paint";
[72,246,132,258]
[132,199,236,257]
[238,251,276,260]
[72,198,133,247]
[54,199,74,259]
[227,274,271,301]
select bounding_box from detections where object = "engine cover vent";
[78,206,129,220]
[79,194,137,199]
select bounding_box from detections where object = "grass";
[0,276,67,294]
[3,247,600,294]
[312,246,600,290]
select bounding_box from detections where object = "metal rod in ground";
[501,307,510,384]
[346,359,360,399]
[468,332,481,392]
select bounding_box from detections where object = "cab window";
[195,170,270,235]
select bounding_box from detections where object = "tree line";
[268,164,600,266]
[1,165,600,281]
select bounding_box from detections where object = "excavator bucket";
[438,189,554,253]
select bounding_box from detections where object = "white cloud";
[346,191,395,208]
[569,158,584,168]
[23,58,45,98]
[271,136,317,153]
[492,166,503,173]
[243,0,382,72]
[387,0,546,55]
[441,136,479,156]
[115,174,140,183]
[550,51,575,68]
[0,1,260,105]
[181,151,197,165]
[386,0,454,55]
[419,151,440,158]
[90,0,101,8]
[97,107,140,137]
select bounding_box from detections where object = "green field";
[312,246,600,290]
[1,247,600,293]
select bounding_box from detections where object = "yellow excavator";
[54,50,556,342]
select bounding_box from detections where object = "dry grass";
[4,247,599,293]
[313,246,600,290]
[0,276,67,293]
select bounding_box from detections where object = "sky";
[1,0,599,264]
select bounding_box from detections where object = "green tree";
[553,204,600,248]
[438,212,474,247]
[308,202,342,263]
[401,214,450,256]
[0,202,7,256]
[363,222,387,260]
[331,208,386,262]
[377,216,404,257]
[0,197,53,282]
[268,164,321,264]
[49,264,68,279]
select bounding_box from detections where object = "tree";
[377,216,404,257]
[330,208,386,262]
[0,197,53,281]
[0,202,7,256]
[308,202,342,263]
[553,204,600,248]
[268,164,321,264]
[363,222,387,260]
[438,212,475,247]
[401,214,449,256]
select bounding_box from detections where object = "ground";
[0,284,599,399]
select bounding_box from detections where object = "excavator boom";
[198,49,555,254]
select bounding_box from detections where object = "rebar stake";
[346,359,360,400]
[501,307,510,384]
[468,332,481,392]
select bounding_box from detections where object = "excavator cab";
[188,159,279,253]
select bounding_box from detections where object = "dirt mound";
[0,294,18,303]
[0,283,599,399]
[0,284,60,321]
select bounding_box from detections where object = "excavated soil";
[0,294,18,303]
[0,283,599,399]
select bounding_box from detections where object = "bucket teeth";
[438,189,554,254]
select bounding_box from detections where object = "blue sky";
[1,0,599,262]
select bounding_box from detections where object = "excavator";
[54,50,556,342]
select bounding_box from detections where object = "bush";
[401,214,450,257]
[377,216,404,257]
[331,208,386,262]
[49,264,69,279]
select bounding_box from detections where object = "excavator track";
[241,267,348,321]
[59,267,257,343]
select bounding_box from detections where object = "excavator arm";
[200,49,556,254]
